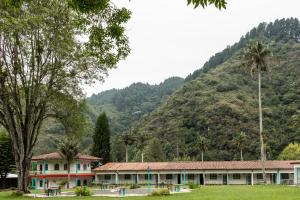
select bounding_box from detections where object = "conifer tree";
[91,113,111,164]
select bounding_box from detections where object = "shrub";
[59,180,68,188]
[11,191,24,197]
[75,186,92,196]
[150,189,170,196]
[188,183,199,189]
[129,184,140,189]
[216,83,238,92]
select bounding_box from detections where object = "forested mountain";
[34,77,184,154]
[87,77,185,133]
[129,18,300,162]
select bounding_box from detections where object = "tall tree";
[91,112,111,164]
[59,138,79,189]
[278,143,300,160]
[0,128,15,189]
[196,136,208,162]
[0,0,130,192]
[242,40,276,183]
[144,138,166,162]
[136,131,150,163]
[233,131,247,161]
[120,132,135,162]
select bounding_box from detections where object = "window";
[166,174,173,180]
[77,180,81,186]
[233,174,240,180]
[83,179,87,186]
[39,180,43,187]
[64,164,68,170]
[54,164,60,171]
[83,164,87,170]
[187,174,194,180]
[210,174,217,180]
[256,174,263,180]
[145,174,152,180]
[104,174,111,180]
[281,173,289,180]
[45,164,48,171]
[124,174,131,180]
[77,164,81,171]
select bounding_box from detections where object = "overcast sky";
[84,0,300,97]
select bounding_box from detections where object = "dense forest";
[87,77,184,134]
[127,18,300,162]
[34,77,184,153]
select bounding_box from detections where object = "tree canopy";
[0,0,130,192]
[91,112,111,164]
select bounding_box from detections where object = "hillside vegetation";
[131,18,300,161]
[87,77,184,134]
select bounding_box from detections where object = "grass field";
[1,185,300,200]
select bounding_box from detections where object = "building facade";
[93,161,295,186]
[29,152,101,189]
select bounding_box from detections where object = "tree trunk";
[240,149,243,161]
[201,151,204,162]
[67,163,70,189]
[141,151,144,163]
[176,142,179,160]
[16,157,31,193]
[258,71,266,184]
[125,145,128,162]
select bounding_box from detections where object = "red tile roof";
[93,160,296,172]
[32,152,101,161]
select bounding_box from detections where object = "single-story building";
[292,161,300,185]
[93,160,296,186]
[29,152,101,189]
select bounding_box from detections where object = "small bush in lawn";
[150,189,170,196]
[11,191,24,197]
[188,183,199,189]
[129,184,140,189]
[59,180,68,188]
[75,186,92,196]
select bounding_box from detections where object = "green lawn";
[1,186,300,200]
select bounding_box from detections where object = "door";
[199,174,204,185]
[246,174,251,185]
[177,174,181,184]
[223,175,227,185]
[271,174,276,184]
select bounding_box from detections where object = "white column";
[227,173,229,185]
[203,173,206,185]
[158,173,161,184]
[251,173,254,186]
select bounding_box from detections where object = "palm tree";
[233,131,247,161]
[136,132,151,163]
[59,138,79,189]
[242,40,277,183]
[196,136,208,162]
[120,132,135,162]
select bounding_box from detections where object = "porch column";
[203,173,206,185]
[158,173,161,184]
[75,160,78,187]
[136,174,139,185]
[115,173,119,185]
[227,173,229,185]
[251,173,254,186]
[294,167,299,185]
[277,171,281,185]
